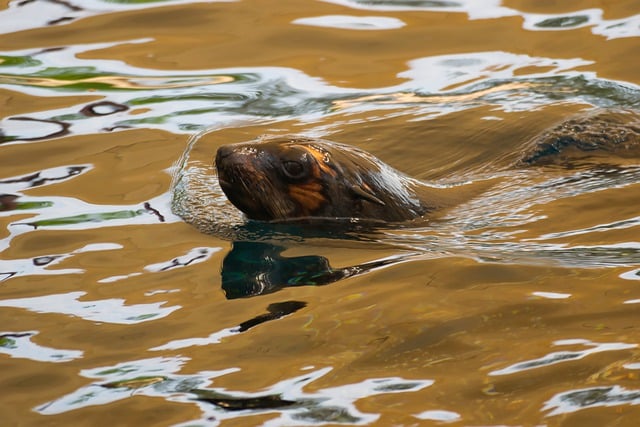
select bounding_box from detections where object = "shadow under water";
[221,241,412,299]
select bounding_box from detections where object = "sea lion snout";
[215,144,234,166]
[215,143,256,173]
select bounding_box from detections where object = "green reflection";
[0,55,42,68]
[102,376,167,389]
[0,198,54,212]
[0,67,253,92]
[0,337,17,349]
[128,93,249,106]
[27,209,145,227]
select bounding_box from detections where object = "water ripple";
[0,0,234,33]
[544,385,640,416]
[0,291,180,324]
[490,339,638,376]
[2,43,639,141]
[322,0,640,39]
[0,331,83,363]
[36,360,433,426]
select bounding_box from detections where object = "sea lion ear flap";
[350,185,386,206]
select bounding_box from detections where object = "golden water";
[1,1,640,426]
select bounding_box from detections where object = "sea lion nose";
[215,144,234,169]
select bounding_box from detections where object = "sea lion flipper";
[350,185,386,206]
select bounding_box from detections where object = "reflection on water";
[221,241,410,299]
[322,0,640,39]
[151,301,307,351]
[544,385,640,416]
[0,290,180,324]
[2,0,640,425]
[2,41,639,142]
[490,339,638,376]
[0,0,234,32]
[37,359,433,426]
[0,331,83,363]
[0,165,89,190]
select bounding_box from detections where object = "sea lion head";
[215,136,420,222]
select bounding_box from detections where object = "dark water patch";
[236,301,307,332]
[221,241,411,299]
[535,15,590,29]
[149,300,306,351]
[195,391,298,411]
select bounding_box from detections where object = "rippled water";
[1,1,640,426]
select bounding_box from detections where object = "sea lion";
[215,136,490,222]
[215,109,640,223]
[519,109,640,166]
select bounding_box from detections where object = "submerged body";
[215,109,640,223]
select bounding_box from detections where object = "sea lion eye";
[280,149,312,181]
[282,160,306,180]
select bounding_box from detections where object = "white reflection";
[399,51,592,94]
[0,165,92,193]
[293,15,405,30]
[99,246,220,283]
[2,36,635,145]
[0,191,180,258]
[532,215,640,240]
[0,0,236,34]
[0,291,180,324]
[35,356,239,415]
[531,291,571,299]
[150,327,237,351]
[620,268,640,281]
[35,359,434,425]
[321,0,640,39]
[415,409,461,422]
[181,367,434,427]
[523,9,640,40]
[490,339,638,376]
[0,242,122,281]
[543,385,640,416]
[592,14,640,40]
[320,0,517,19]
[0,331,82,363]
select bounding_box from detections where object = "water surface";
[1,0,640,425]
